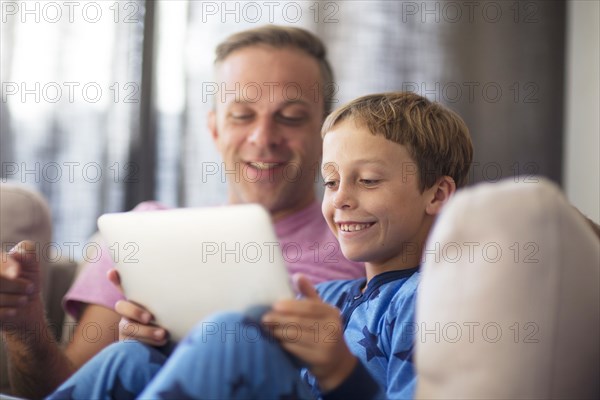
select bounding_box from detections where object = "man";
[0,25,363,398]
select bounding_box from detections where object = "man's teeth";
[339,223,372,232]
[249,162,280,170]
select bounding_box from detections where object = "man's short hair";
[215,25,335,115]
[322,92,474,191]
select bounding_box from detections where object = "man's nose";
[247,117,282,147]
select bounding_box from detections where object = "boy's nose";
[247,118,282,148]
[333,183,356,209]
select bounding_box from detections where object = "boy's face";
[209,46,324,221]
[321,118,437,271]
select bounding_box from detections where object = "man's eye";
[282,114,303,120]
[230,114,252,120]
[277,114,305,124]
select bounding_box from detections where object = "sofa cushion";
[415,179,600,399]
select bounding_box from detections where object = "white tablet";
[97,204,294,342]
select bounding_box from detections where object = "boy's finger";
[293,274,319,300]
[119,318,168,345]
[262,313,326,333]
[267,300,334,322]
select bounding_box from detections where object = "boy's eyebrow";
[351,159,387,167]
[321,159,386,167]
[321,159,387,172]
[321,162,338,173]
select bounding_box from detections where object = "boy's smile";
[321,117,438,277]
[337,222,375,233]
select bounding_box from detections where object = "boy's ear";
[425,176,456,216]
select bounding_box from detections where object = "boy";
[47,92,473,399]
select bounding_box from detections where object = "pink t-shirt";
[63,201,364,318]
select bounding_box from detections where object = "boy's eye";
[323,180,338,189]
[360,179,380,186]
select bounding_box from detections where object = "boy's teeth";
[340,223,372,232]
[250,162,279,170]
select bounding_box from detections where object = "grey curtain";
[1,1,147,246]
[163,0,565,208]
[1,0,566,246]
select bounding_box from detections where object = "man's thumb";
[1,255,20,279]
[8,241,39,269]
[107,268,124,294]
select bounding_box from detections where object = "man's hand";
[262,274,357,391]
[0,241,44,331]
[107,268,168,346]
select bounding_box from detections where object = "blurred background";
[1,0,598,248]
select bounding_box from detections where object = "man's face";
[321,118,437,271]
[209,46,324,220]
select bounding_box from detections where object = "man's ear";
[208,109,218,144]
[425,176,456,216]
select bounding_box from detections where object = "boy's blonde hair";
[322,92,473,190]
[215,25,335,115]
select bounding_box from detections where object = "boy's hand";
[108,268,168,346]
[262,274,357,391]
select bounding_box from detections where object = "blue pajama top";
[309,267,420,400]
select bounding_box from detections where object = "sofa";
[415,179,599,399]
[1,179,598,398]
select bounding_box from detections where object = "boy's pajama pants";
[47,311,317,400]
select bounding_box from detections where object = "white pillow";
[415,178,599,399]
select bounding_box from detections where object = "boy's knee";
[99,340,167,368]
